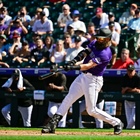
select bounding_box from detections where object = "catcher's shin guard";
[41,114,62,134]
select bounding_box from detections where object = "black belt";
[83,71,100,77]
[83,71,93,75]
[83,71,88,74]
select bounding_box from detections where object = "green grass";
[0,136,139,140]
[0,127,139,140]
[0,135,140,140]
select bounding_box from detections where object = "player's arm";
[21,79,35,91]
[63,59,97,71]
[63,48,94,71]
[126,87,140,93]
[49,83,64,91]
[64,56,98,71]
[69,48,91,65]
[79,59,97,71]
[2,87,12,93]
[75,60,84,65]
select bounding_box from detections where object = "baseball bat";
[38,69,63,80]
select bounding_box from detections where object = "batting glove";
[67,59,77,66]
[63,65,81,71]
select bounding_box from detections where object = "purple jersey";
[9,27,23,39]
[83,40,112,76]
[0,24,8,31]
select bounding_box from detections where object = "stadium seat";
[29,61,38,68]
[77,0,85,8]
[103,1,117,10]
[38,61,51,68]
[53,27,64,41]
[82,10,92,25]
[20,62,30,68]
[28,7,37,17]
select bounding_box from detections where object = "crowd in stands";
[0,0,139,69]
[0,0,140,129]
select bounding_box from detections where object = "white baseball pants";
[79,99,104,128]
[57,73,121,126]
[47,101,67,127]
[124,100,135,129]
[1,104,33,127]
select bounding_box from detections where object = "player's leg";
[1,104,11,125]
[127,103,135,129]
[58,109,67,128]
[79,100,86,128]
[47,101,67,127]
[84,75,123,134]
[18,105,33,127]
[41,74,85,133]
[57,74,84,116]
[79,99,104,128]
[47,101,58,118]
[125,100,131,128]
[125,100,135,129]
[95,100,104,128]
[130,103,135,129]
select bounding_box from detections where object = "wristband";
[71,65,81,70]
[71,59,77,65]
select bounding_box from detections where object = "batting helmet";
[95,28,112,38]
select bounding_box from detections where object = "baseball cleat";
[41,114,62,134]
[114,122,124,135]
[41,125,55,134]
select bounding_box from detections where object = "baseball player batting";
[41,28,123,135]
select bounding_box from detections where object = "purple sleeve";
[86,41,112,65]
[91,54,110,64]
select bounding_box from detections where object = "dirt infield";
[0,130,140,136]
